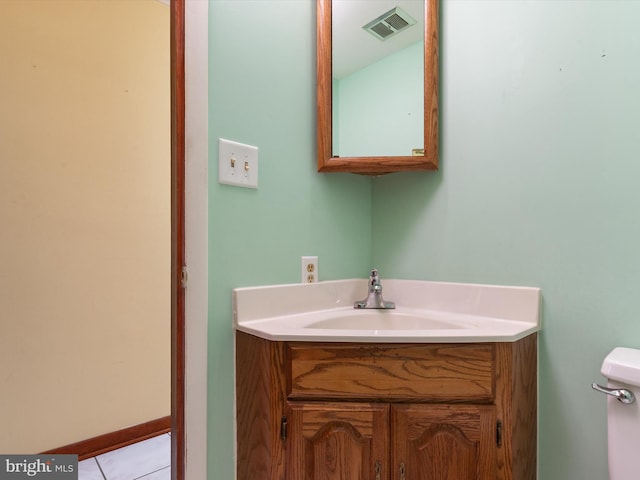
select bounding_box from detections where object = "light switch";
[218,138,258,189]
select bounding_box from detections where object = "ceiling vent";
[362,6,417,41]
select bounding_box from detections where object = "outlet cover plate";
[218,138,258,188]
[301,256,318,283]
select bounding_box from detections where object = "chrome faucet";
[354,269,396,309]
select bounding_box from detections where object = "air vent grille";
[363,6,417,41]
[385,13,410,31]
[370,22,394,39]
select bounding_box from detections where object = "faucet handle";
[355,268,395,309]
[369,269,383,292]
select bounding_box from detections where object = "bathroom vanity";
[234,279,540,480]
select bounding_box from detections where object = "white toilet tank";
[598,347,640,479]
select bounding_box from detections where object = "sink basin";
[306,310,468,330]
[233,278,541,343]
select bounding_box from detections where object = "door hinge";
[280,416,288,441]
[181,266,188,289]
[496,420,503,447]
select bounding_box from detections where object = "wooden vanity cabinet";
[286,402,495,480]
[286,402,389,479]
[391,404,497,480]
[235,332,537,480]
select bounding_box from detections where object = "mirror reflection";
[332,0,424,158]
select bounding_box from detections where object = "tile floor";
[78,433,171,480]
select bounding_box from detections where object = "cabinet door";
[391,404,496,480]
[286,402,389,480]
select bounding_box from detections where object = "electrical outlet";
[301,256,318,284]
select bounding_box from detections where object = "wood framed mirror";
[317,0,438,175]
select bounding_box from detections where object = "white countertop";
[233,278,541,343]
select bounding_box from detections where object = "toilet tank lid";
[601,347,640,386]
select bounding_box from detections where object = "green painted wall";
[209,0,640,478]
[207,2,371,478]
[372,2,640,479]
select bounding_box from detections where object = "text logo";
[0,456,77,480]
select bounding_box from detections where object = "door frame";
[171,0,209,478]
[170,0,186,477]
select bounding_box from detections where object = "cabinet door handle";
[374,460,381,480]
[400,461,406,480]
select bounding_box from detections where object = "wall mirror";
[317,0,438,175]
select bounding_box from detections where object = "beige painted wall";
[0,0,170,453]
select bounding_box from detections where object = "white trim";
[184,1,209,478]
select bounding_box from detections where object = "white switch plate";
[218,138,258,189]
